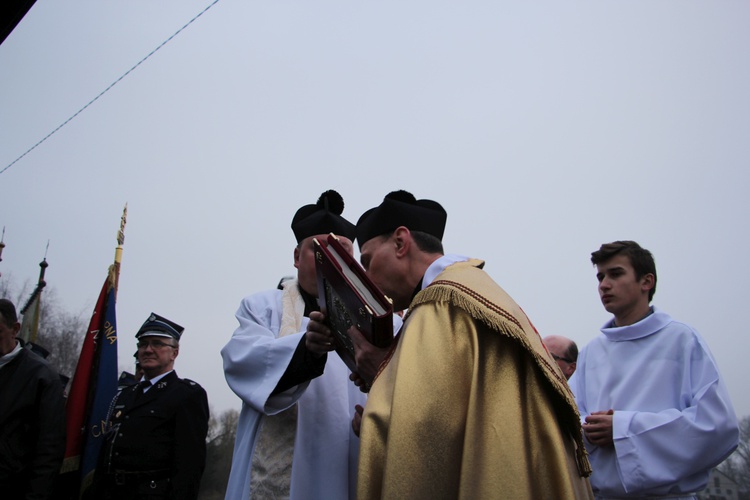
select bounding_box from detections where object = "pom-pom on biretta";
[357,190,447,248]
[317,189,345,215]
[383,190,417,204]
[291,189,357,243]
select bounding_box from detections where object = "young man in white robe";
[221,190,366,500]
[569,240,739,499]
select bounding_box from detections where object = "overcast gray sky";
[1,1,748,418]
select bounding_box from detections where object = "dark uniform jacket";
[98,370,209,500]
[0,346,66,500]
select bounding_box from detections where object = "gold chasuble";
[358,260,593,500]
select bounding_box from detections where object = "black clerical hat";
[291,190,357,243]
[135,312,184,342]
[357,190,447,248]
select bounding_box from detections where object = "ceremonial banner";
[60,267,119,497]
[18,286,42,343]
[19,256,48,344]
[57,206,126,499]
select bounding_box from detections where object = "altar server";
[570,240,739,498]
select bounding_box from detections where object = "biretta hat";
[357,190,447,248]
[135,312,184,342]
[291,189,357,243]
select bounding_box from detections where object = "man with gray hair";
[544,335,578,380]
[96,312,209,500]
[222,190,371,500]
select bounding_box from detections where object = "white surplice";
[569,307,739,498]
[221,281,366,500]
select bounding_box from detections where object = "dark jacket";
[98,370,209,500]
[0,346,66,500]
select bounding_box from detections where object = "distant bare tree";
[34,288,88,380]
[719,415,750,494]
[199,408,240,499]
[0,273,31,306]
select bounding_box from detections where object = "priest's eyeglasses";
[551,353,574,364]
[137,339,177,350]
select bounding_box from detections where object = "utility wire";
[1,0,222,176]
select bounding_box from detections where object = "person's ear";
[293,245,301,269]
[641,273,655,293]
[393,227,411,258]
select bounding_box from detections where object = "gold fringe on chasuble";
[413,278,592,478]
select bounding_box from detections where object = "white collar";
[421,254,471,290]
[141,369,174,389]
[0,341,22,369]
[601,307,672,341]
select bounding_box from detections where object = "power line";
[1,0,222,176]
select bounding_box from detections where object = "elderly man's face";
[543,336,576,380]
[137,335,179,379]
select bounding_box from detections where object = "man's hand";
[352,404,364,437]
[349,326,390,392]
[583,409,615,447]
[305,311,336,357]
